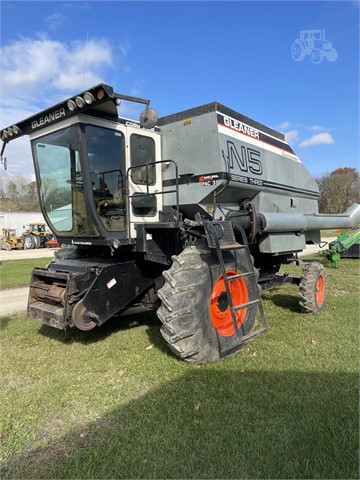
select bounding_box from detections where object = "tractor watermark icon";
[291,30,338,64]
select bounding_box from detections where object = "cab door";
[126,127,162,238]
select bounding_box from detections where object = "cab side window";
[130,134,156,185]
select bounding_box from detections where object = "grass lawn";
[320,229,341,238]
[0,258,53,289]
[0,257,359,479]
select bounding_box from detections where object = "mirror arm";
[111,93,150,106]
[1,142,7,170]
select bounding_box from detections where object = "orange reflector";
[96,88,105,100]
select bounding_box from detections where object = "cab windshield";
[32,124,126,237]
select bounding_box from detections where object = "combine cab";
[1,84,359,363]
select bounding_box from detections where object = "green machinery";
[320,226,360,267]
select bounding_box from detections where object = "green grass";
[320,229,341,238]
[0,258,359,479]
[0,258,53,289]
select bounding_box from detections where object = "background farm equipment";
[22,222,54,249]
[0,228,24,250]
[291,30,338,64]
[319,226,360,267]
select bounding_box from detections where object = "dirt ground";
[0,247,58,262]
[0,248,58,315]
[0,287,30,316]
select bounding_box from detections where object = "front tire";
[310,48,323,64]
[157,244,260,364]
[326,48,338,62]
[299,262,327,313]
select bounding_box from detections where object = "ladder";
[204,220,267,341]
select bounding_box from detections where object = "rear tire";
[33,235,41,249]
[299,262,327,313]
[157,244,260,364]
[291,40,306,61]
[24,234,35,249]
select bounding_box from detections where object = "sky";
[0,0,359,182]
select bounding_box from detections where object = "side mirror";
[140,107,158,129]
[1,156,7,170]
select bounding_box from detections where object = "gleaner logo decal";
[222,115,260,139]
[217,112,298,159]
[31,108,66,130]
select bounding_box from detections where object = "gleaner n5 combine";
[1,84,359,363]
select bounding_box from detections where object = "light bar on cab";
[1,125,22,141]
[0,84,116,143]
[0,83,154,169]
[66,87,106,112]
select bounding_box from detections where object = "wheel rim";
[24,235,33,249]
[315,274,325,307]
[293,45,301,58]
[210,270,248,336]
[72,301,97,331]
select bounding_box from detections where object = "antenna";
[83,30,89,87]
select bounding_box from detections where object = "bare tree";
[0,175,40,212]
[317,167,360,214]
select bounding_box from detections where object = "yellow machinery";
[22,222,54,249]
[0,228,24,250]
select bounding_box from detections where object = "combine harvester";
[1,84,359,363]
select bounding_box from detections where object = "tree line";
[316,167,359,214]
[0,176,40,212]
[0,167,359,214]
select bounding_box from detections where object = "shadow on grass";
[0,316,12,330]
[261,288,301,314]
[1,370,358,479]
[270,294,300,313]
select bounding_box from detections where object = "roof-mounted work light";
[75,96,85,108]
[0,124,22,142]
[67,99,77,111]
[84,92,95,104]
[1,130,9,140]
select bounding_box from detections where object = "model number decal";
[199,174,219,186]
[230,174,264,186]
[226,141,263,175]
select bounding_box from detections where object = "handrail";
[126,160,180,223]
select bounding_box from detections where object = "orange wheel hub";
[315,274,325,307]
[210,270,248,336]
